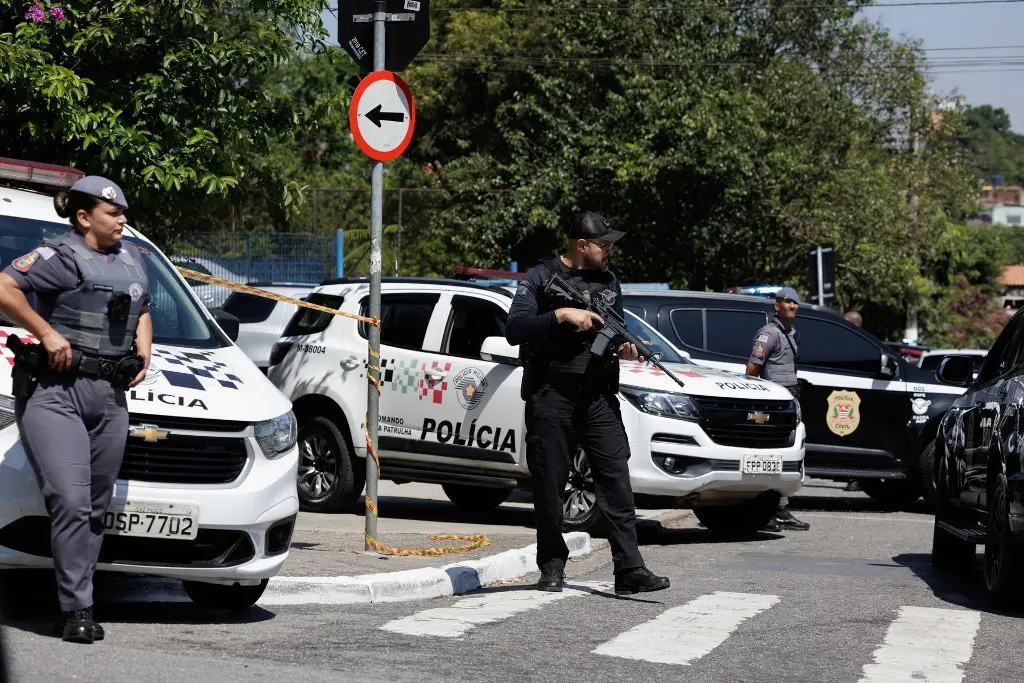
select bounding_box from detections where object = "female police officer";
[0,175,151,644]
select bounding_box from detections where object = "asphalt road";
[2,480,1021,683]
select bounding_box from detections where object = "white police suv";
[267,276,806,536]
[0,157,299,609]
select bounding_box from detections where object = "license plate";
[102,500,199,541]
[741,455,783,475]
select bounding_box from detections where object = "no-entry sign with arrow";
[349,70,416,162]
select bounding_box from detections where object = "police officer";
[0,176,151,644]
[506,211,670,595]
[745,287,810,532]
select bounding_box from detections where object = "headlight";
[620,386,701,422]
[792,399,801,425]
[255,411,297,459]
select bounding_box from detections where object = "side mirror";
[937,355,974,387]
[880,353,898,378]
[209,308,240,342]
[480,336,520,365]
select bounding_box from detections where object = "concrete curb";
[258,531,594,606]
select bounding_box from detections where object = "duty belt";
[542,370,611,394]
[75,353,127,380]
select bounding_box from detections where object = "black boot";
[775,506,810,531]
[536,568,564,592]
[614,567,670,595]
[60,608,96,644]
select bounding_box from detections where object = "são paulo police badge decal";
[826,390,861,437]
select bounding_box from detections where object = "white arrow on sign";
[350,71,416,162]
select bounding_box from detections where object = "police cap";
[569,211,625,243]
[69,175,128,210]
[775,286,802,304]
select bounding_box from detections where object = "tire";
[857,478,923,508]
[442,484,514,511]
[983,474,1024,609]
[919,440,939,513]
[182,579,269,611]
[560,446,608,536]
[694,493,780,538]
[931,453,975,575]
[296,415,364,513]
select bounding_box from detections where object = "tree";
[0,0,335,244]
[956,105,1024,185]
[402,0,977,331]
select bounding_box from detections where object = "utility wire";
[432,0,1024,12]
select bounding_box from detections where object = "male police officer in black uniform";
[745,286,810,532]
[506,212,670,595]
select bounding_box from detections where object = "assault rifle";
[543,273,688,391]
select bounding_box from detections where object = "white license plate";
[102,500,199,541]
[741,456,783,475]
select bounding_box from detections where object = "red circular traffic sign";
[349,70,416,162]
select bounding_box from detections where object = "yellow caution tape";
[174,265,491,557]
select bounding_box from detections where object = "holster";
[6,335,44,401]
[72,350,145,390]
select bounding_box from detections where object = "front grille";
[692,397,797,449]
[128,413,248,433]
[120,433,249,484]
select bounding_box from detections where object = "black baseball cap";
[568,211,626,243]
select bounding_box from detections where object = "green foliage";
[956,105,1024,185]
[0,0,335,244]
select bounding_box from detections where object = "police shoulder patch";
[752,342,765,358]
[12,251,40,272]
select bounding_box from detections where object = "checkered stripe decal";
[418,360,452,404]
[380,358,420,395]
[0,330,38,366]
[151,347,243,391]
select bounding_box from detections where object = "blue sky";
[862,2,1024,132]
[323,3,1024,132]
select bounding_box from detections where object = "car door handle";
[425,370,447,381]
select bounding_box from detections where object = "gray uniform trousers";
[15,371,129,612]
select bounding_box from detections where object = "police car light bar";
[0,157,86,188]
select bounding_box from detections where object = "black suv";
[622,289,969,509]
[930,312,1024,608]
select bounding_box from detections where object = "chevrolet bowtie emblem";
[747,411,770,424]
[131,424,169,442]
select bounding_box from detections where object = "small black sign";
[338,0,431,73]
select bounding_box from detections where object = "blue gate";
[166,232,335,308]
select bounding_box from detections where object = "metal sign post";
[344,0,422,552]
[807,243,836,308]
[364,0,386,554]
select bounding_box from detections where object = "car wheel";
[296,415,363,513]
[182,579,269,611]
[442,484,514,510]
[857,478,923,508]
[919,440,939,513]
[930,452,975,574]
[560,446,607,536]
[983,473,1024,608]
[694,493,780,538]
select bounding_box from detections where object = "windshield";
[0,215,229,349]
[624,310,689,364]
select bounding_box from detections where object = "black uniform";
[507,250,670,595]
[0,176,149,644]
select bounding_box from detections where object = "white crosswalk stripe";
[379,581,615,638]
[857,605,982,683]
[377,586,990,677]
[591,591,780,666]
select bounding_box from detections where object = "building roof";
[998,265,1024,287]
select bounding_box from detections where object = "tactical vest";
[44,232,147,358]
[527,256,619,376]
[760,318,799,388]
